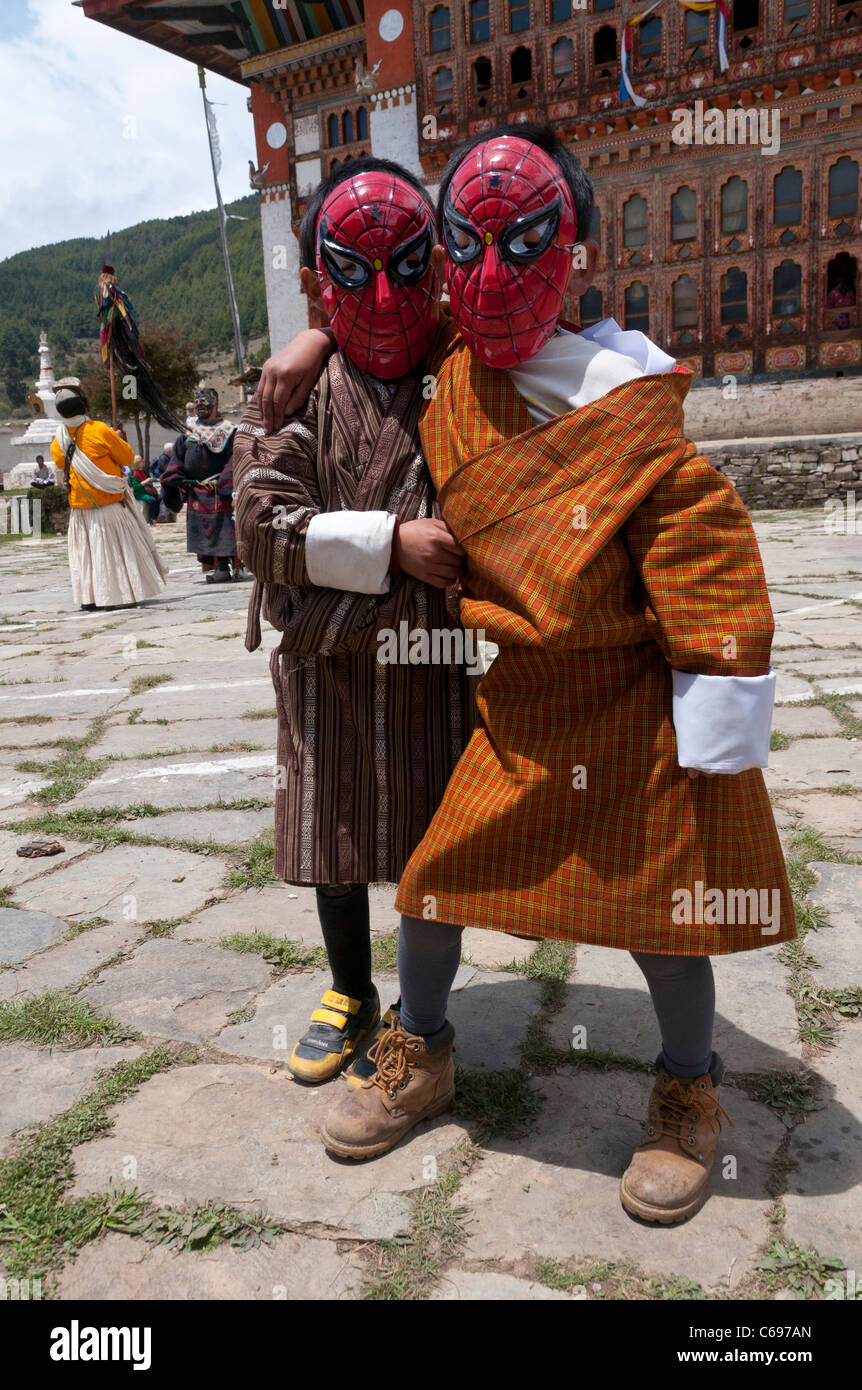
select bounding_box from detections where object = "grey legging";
[397,915,715,1078]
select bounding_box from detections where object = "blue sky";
[0,0,252,261]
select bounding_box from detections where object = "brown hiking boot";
[320,1016,455,1160]
[619,1055,733,1225]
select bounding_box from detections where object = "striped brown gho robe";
[233,351,472,887]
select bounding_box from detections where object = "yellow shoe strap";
[321,989,362,1015]
[311,1008,349,1029]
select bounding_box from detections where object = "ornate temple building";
[82,0,862,380]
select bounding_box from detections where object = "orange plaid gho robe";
[394,346,795,955]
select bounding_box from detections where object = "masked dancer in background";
[162,387,237,582]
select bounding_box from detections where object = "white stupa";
[6,332,62,488]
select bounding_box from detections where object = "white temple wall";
[259,193,309,353]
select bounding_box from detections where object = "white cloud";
[0,0,253,261]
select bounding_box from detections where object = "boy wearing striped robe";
[233,160,472,1086]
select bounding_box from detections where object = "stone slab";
[0,773,49,810]
[775,792,862,855]
[773,672,817,704]
[0,718,90,748]
[69,1062,470,1240]
[0,832,93,890]
[456,1072,784,1291]
[0,922,143,1000]
[114,683,276,723]
[175,882,400,946]
[770,705,843,738]
[16,844,227,925]
[805,863,862,991]
[119,808,274,847]
[553,944,800,1072]
[0,684,131,719]
[0,907,68,966]
[431,1270,581,1300]
[764,739,862,792]
[63,753,278,811]
[461,927,537,970]
[0,1044,143,1154]
[447,972,544,1071]
[89,719,278,760]
[784,1021,862,1272]
[80,939,272,1043]
[56,1230,359,1301]
[176,884,322,945]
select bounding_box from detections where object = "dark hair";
[35,454,44,462]
[436,122,594,243]
[298,156,437,271]
[56,394,87,419]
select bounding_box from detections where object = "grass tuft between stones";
[0,1045,183,1284]
[360,1172,469,1301]
[756,1240,858,1300]
[224,829,276,890]
[537,1256,707,1301]
[116,1199,282,1255]
[219,930,327,973]
[0,989,137,1048]
[452,1066,543,1143]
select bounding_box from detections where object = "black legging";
[315,883,373,1001]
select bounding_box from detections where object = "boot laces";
[365,1024,417,1099]
[648,1075,734,1145]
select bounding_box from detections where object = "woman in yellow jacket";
[50,379,167,610]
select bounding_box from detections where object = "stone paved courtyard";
[0,510,860,1302]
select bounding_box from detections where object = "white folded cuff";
[305,510,395,594]
[671,669,776,773]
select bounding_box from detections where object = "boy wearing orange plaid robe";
[259,126,795,1225]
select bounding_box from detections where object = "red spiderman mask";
[442,137,579,369]
[316,171,441,379]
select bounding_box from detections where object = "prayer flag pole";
[198,66,246,377]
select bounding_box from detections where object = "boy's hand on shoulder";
[257,329,336,433]
[395,518,465,590]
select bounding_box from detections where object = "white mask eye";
[389,227,432,286]
[319,239,371,289]
[500,199,562,265]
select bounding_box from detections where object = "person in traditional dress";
[258,126,796,1225]
[233,159,472,1085]
[49,379,168,611]
[161,387,237,582]
[31,455,54,488]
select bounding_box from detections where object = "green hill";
[0,195,267,407]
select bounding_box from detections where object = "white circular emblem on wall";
[379,8,404,40]
[266,121,287,150]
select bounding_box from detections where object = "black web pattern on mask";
[322,174,436,375]
[451,141,568,358]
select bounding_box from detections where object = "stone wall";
[685,374,862,442]
[703,434,862,511]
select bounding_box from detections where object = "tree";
[0,322,36,408]
[80,322,199,460]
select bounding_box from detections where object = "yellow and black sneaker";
[288,987,380,1084]
[344,1000,401,1089]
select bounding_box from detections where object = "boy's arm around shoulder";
[233,389,395,596]
[624,439,775,774]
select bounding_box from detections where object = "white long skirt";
[67,502,166,608]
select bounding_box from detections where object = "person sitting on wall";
[31,455,55,488]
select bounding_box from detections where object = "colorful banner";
[620,0,730,108]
